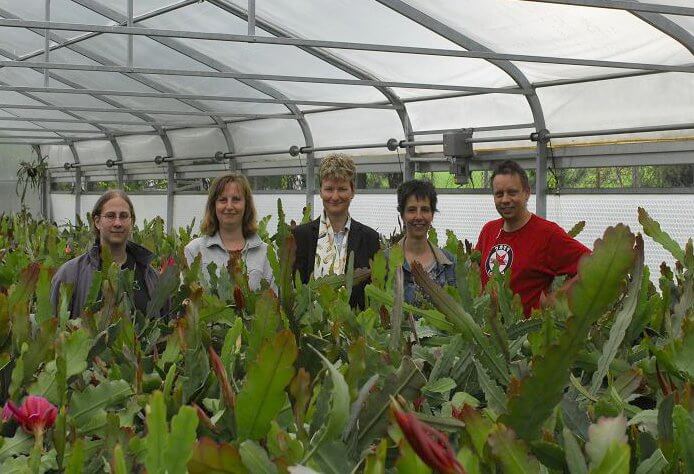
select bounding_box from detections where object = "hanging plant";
[16,153,49,205]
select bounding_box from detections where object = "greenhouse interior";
[0,0,692,472]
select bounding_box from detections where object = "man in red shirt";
[475,160,590,317]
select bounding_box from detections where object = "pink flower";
[2,396,58,434]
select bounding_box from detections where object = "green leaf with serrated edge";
[69,379,133,432]
[590,442,629,474]
[236,330,297,441]
[422,377,457,394]
[355,357,426,453]
[590,235,644,395]
[634,449,667,474]
[566,220,586,238]
[396,437,432,474]
[488,424,540,473]
[246,290,280,365]
[311,441,355,474]
[657,394,675,446]
[64,439,85,474]
[365,284,454,331]
[306,345,349,451]
[187,437,248,474]
[638,207,684,263]
[474,359,507,414]
[35,266,52,324]
[363,438,387,474]
[144,391,168,474]
[411,261,510,384]
[625,265,654,345]
[112,444,128,474]
[239,440,278,474]
[221,317,243,373]
[563,428,588,474]
[430,335,464,381]
[673,405,694,471]
[0,431,32,461]
[457,404,493,457]
[63,328,93,377]
[164,405,199,474]
[656,317,694,380]
[502,225,635,441]
[147,263,179,318]
[370,250,387,290]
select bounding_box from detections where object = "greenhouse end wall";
[49,191,693,280]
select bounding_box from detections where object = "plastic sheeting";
[0,0,687,167]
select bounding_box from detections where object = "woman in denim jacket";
[395,180,455,305]
[184,173,275,292]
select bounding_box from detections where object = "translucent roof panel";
[306,108,405,152]
[0,27,51,57]
[168,128,228,159]
[74,140,117,165]
[117,135,167,162]
[405,94,533,135]
[405,0,692,82]
[140,2,386,103]
[537,72,694,138]
[227,118,306,158]
[0,0,110,23]
[229,0,514,93]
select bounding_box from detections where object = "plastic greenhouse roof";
[0,0,691,174]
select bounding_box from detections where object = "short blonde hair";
[319,153,356,189]
[201,173,258,237]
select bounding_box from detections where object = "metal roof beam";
[519,0,694,16]
[0,85,399,108]
[0,61,540,93]
[0,19,691,72]
[0,102,295,118]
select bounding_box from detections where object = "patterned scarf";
[313,211,351,278]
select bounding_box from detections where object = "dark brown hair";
[91,189,135,238]
[397,179,438,217]
[200,173,258,237]
[491,160,531,192]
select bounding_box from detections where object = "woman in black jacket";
[292,153,380,309]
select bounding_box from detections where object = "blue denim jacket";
[394,240,456,306]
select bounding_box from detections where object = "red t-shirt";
[475,214,590,317]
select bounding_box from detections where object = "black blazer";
[293,217,381,309]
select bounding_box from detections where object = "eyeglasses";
[99,212,132,222]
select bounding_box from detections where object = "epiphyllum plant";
[3,396,58,472]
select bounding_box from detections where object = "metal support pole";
[43,0,50,87]
[127,0,133,69]
[158,129,175,233]
[67,141,81,221]
[247,0,255,36]
[167,162,175,234]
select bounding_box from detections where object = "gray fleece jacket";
[50,240,163,318]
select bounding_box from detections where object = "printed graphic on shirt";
[485,244,513,275]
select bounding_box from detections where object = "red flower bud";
[392,404,465,474]
[65,244,72,255]
[2,395,58,434]
[233,286,245,310]
[207,346,236,410]
[160,255,176,275]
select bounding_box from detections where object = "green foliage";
[0,207,689,472]
[236,330,297,441]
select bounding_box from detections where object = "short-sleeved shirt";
[475,214,590,317]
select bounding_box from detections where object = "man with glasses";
[50,189,166,319]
